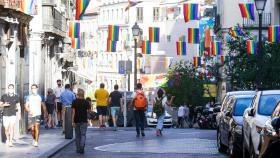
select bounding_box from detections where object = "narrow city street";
[53,128,227,158]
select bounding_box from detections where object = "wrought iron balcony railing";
[243,13,271,29]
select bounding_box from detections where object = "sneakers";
[33,141,38,147]
[6,140,13,147]
[156,130,160,136]
[141,132,145,137]
[136,133,140,138]
[113,126,117,131]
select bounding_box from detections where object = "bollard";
[64,106,73,139]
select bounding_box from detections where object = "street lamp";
[254,0,267,89]
[132,22,140,89]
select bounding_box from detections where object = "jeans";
[134,110,145,134]
[75,123,87,152]
[156,114,165,130]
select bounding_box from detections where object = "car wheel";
[229,135,240,158]
[217,130,227,153]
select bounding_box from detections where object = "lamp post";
[132,22,140,89]
[254,0,267,89]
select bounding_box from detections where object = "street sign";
[119,60,132,74]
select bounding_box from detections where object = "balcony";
[42,0,56,6]
[0,0,21,10]
[243,13,271,30]
[42,6,67,37]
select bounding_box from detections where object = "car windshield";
[233,97,253,116]
[258,94,280,116]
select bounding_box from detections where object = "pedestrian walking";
[131,83,147,137]
[54,80,64,127]
[177,104,186,128]
[45,88,56,129]
[0,84,20,147]
[189,104,194,128]
[152,89,167,136]
[25,84,47,147]
[108,84,123,131]
[94,83,109,128]
[60,84,76,134]
[184,104,190,127]
[72,89,91,154]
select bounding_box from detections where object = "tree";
[162,61,206,107]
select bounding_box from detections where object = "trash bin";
[64,106,73,139]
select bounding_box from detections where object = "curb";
[87,127,153,131]
[40,138,75,158]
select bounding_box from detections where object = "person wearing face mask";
[54,80,64,127]
[0,84,20,147]
[25,84,47,147]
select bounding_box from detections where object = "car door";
[222,98,234,146]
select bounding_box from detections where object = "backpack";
[134,91,147,110]
[153,97,164,117]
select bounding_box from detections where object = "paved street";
[53,128,228,158]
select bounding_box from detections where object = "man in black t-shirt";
[109,85,123,131]
[72,89,91,154]
[0,84,20,147]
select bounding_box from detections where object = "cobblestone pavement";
[52,127,228,158]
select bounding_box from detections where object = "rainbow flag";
[76,0,91,20]
[211,41,222,56]
[239,3,255,20]
[68,21,80,39]
[193,57,201,68]
[142,41,151,54]
[149,27,160,43]
[71,38,80,49]
[268,25,280,43]
[21,0,37,15]
[229,26,242,37]
[246,40,257,55]
[176,41,187,56]
[188,28,199,44]
[108,25,120,41]
[183,3,199,22]
[107,40,117,52]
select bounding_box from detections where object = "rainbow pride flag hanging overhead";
[76,0,91,20]
[268,25,280,43]
[239,3,255,20]
[176,41,187,56]
[193,57,201,68]
[211,41,222,56]
[183,3,199,22]
[68,21,80,39]
[71,38,81,49]
[188,28,199,44]
[107,40,117,52]
[229,26,242,37]
[246,40,257,55]
[21,0,37,15]
[149,27,160,43]
[108,25,120,41]
[142,41,151,54]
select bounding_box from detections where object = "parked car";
[259,101,280,158]
[216,95,254,157]
[216,91,256,153]
[146,106,173,127]
[243,90,280,158]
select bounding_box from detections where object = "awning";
[70,70,94,82]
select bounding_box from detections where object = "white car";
[242,90,280,157]
[146,106,172,127]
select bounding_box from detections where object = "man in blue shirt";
[60,84,76,134]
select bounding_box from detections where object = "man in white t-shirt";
[54,80,64,127]
[25,84,46,147]
[177,105,186,128]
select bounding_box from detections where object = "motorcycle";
[197,108,212,129]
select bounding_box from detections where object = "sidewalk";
[0,127,74,158]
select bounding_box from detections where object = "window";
[233,97,254,116]
[116,9,119,20]
[136,7,143,22]
[153,7,160,21]
[258,95,280,116]
[107,10,109,21]
[121,8,123,20]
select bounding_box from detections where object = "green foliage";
[226,31,280,90]
[162,61,206,107]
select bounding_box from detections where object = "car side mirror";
[213,106,221,113]
[248,108,254,117]
[271,117,280,132]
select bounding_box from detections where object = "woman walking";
[152,89,174,136]
[45,88,56,128]
[72,89,91,154]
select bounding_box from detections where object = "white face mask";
[8,89,14,94]
[32,89,38,94]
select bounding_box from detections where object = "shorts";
[110,107,120,117]
[3,116,16,128]
[46,103,55,115]
[97,106,108,116]
[28,115,41,127]
[57,102,62,112]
